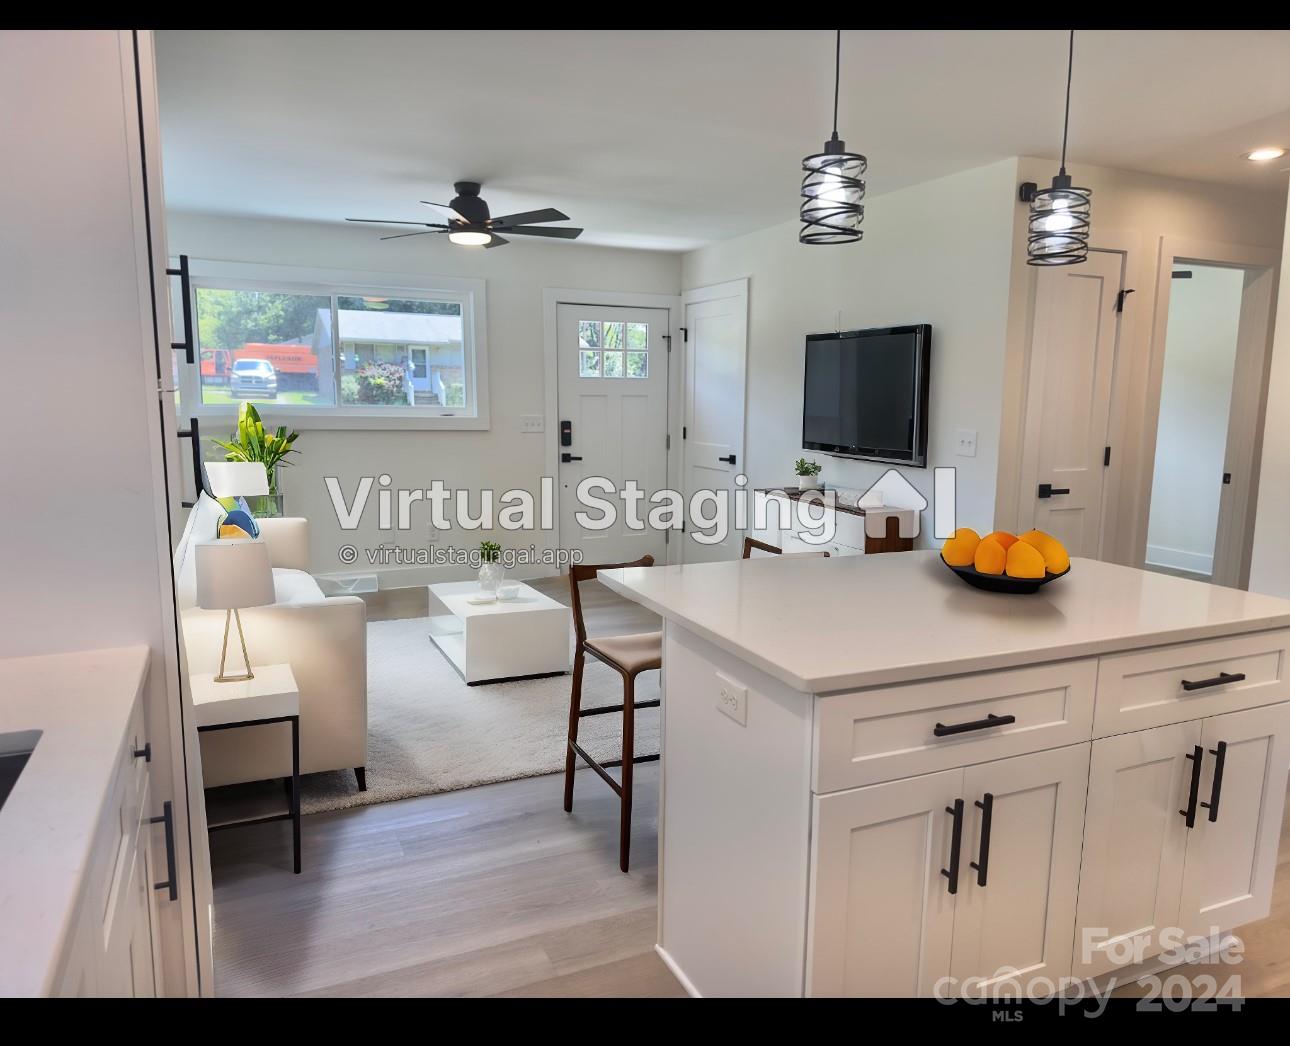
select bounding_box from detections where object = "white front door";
[681,279,747,563]
[408,346,430,393]
[557,304,669,565]
[1017,249,1124,557]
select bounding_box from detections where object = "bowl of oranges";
[940,528,1070,594]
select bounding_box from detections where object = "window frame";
[177,259,489,431]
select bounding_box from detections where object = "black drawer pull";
[1201,740,1227,823]
[1180,745,1203,829]
[1181,671,1245,692]
[150,800,178,901]
[941,798,964,895]
[970,792,994,888]
[934,713,1016,738]
[166,254,194,365]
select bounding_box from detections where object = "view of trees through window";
[192,286,469,411]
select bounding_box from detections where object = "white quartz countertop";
[599,551,1290,693]
[0,645,150,996]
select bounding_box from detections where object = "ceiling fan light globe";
[448,230,492,247]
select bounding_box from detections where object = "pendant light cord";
[1059,29,1074,174]
[832,29,841,138]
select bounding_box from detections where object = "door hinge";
[666,433,671,450]
[682,426,687,439]
[662,332,672,354]
[664,529,670,544]
[1104,446,1111,467]
[1115,288,1136,313]
[679,326,688,343]
[681,520,686,533]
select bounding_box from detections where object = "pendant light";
[1024,30,1091,266]
[800,30,866,245]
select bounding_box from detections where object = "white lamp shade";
[205,461,270,498]
[194,540,275,610]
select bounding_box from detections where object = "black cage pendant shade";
[800,30,866,245]
[1026,30,1091,266]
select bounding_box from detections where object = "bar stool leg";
[620,672,635,873]
[563,647,586,812]
[290,715,301,874]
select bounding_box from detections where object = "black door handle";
[1201,741,1227,823]
[941,798,964,895]
[133,742,151,762]
[1180,745,1204,829]
[970,793,994,888]
[933,712,1015,738]
[1037,483,1071,499]
[561,453,583,463]
[719,454,737,465]
[1181,671,1245,692]
[150,800,178,901]
[166,254,194,365]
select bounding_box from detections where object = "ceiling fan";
[347,181,582,248]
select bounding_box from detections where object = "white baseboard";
[656,944,702,998]
[1145,543,1213,576]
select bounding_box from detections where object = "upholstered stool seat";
[584,632,663,675]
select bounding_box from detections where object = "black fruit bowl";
[940,554,1070,594]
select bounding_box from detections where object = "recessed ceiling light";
[1245,147,1286,162]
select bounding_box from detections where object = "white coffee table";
[428,581,572,685]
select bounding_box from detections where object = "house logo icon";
[857,467,957,541]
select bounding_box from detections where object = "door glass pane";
[603,351,624,378]
[194,287,335,407]
[603,322,624,349]
[578,320,601,348]
[1145,264,1245,581]
[626,351,648,378]
[579,350,601,377]
[337,296,464,408]
[626,322,648,349]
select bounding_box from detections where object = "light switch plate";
[520,415,545,433]
[955,429,977,457]
[716,673,747,726]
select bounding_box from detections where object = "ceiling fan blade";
[504,225,583,239]
[483,234,509,248]
[379,229,440,241]
[347,218,446,228]
[488,207,569,227]
[420,200,469,223]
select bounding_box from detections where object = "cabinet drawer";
[1094,629,1290,737]
[814,659,1097,792]
[91,692,148,938]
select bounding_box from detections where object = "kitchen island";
[599,550,1290,997]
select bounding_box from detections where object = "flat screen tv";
[802,324,931,467]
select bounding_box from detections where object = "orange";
[1018,530,1070,574]
[941,527,981,567]
[974,537,1007,575]
[984,531,1018,550]
[1006,540,1046,579]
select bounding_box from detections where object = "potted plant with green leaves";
[794,457,823,492]
[478,540,504,595]
[210,401,300,517]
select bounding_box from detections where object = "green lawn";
[200,388,325,407]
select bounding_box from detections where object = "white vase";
[798,475,819,491]
[478,560,505,594]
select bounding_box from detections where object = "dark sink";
[0,731,40,812]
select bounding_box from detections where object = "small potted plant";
[794,457,823,492]
[478,540,504,595]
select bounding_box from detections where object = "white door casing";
[681,279,748,563]
[1017,249,1124,558]
[556,303,669,565]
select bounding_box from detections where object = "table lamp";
[195,539,275,682]
[205,461,270,499]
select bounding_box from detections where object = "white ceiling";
[155,29,1290,252]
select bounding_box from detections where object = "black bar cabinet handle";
[166,254,194,364]
[150,800,178,901]
[132,742,151,762]
[934,712,1016,738]
[1180,745,1204,829]
[941,798,964,895]
[1180,671,1245,692]
[1201,740,1227,823]
[177,416,202,507]
[718,454,737,465]
[970,793,994,888]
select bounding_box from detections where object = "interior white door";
[1017,249,1124,557]
[949,744,1088,993]
[557,303,669,564]
[681,280,747,563]
[1073,722,1200,978]
[1178,702,1290,937]
[808,768,961,997]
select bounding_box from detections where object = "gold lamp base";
[214,607,256,683]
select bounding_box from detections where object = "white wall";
[681,159,1021,540]
[166,213,682,582]
[1146,265,1246,574]
[995,158,1287,564]
[1250,180,1290,597]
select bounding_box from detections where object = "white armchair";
[175,494,368,789]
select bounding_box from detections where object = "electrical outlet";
[520,415,545,434]
[716,673,747,726]
[955,429,977,457]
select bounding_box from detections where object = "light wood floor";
[211,578,1290,998]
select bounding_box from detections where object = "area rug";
[298,615,661,814]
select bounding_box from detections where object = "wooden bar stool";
[741,536,831,558]
[563,555,661,872]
